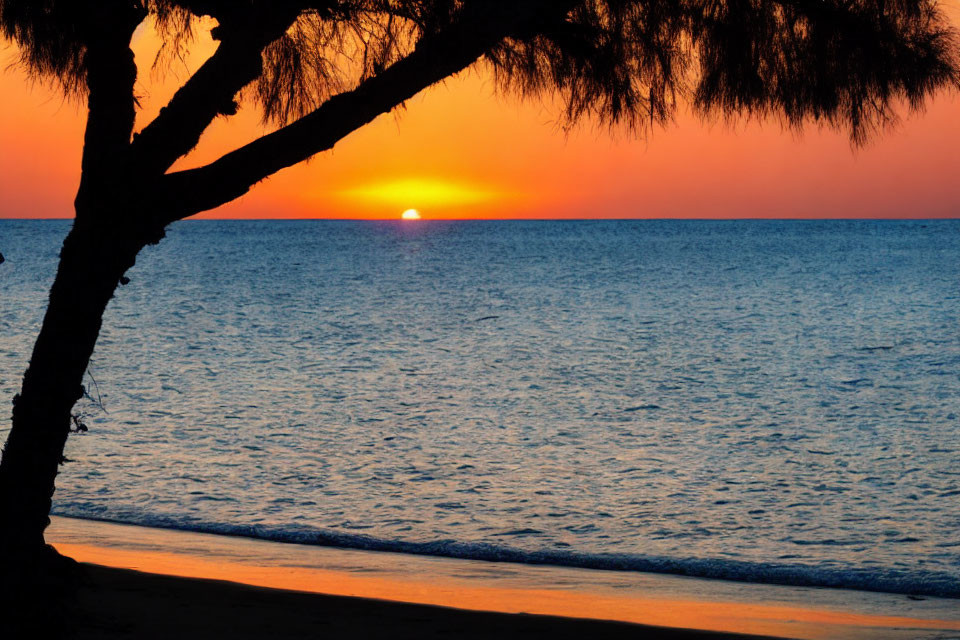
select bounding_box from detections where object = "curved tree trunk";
[0,215,143,558]
[0,7,147,570]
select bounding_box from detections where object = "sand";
[61,563,769,639]
[30,517,960,640]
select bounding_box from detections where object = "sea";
[1,219,958,598]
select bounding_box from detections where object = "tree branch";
[131,4,305,175]
[154,0,577,223]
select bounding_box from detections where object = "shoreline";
[47,516,960,640]
[47,512,960,599]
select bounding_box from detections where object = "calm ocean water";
[1,219,958,597]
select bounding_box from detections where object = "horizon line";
[1,217,958,222]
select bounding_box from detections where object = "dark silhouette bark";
[1,224,141,546]
[0,6,146,565]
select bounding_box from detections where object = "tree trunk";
[0,212,143,560]
[0,5,145,568]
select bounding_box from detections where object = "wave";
[51,509,960,599]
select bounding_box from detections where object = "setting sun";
[401,209,421,220]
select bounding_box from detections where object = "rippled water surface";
[1,220,958,595]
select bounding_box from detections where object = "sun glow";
[401,209,421,220]
[338,178,501,209]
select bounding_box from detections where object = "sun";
[401,209,421,220]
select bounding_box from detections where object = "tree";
[0,0,956,571]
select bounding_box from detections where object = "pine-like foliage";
[1,0,957,142]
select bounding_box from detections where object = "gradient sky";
[1,14,959,220]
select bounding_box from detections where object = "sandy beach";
[33,517,960,640]
[63,564,774,639]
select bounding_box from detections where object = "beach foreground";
[67,564,768,639]
[41,517,960,640]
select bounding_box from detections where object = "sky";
[1,12,959,220]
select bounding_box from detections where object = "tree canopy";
[2,1,957,152]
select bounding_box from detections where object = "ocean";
[1,219,958,597]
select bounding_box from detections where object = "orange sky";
[1,15,959,220]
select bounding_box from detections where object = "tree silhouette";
[0,0,956,574]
